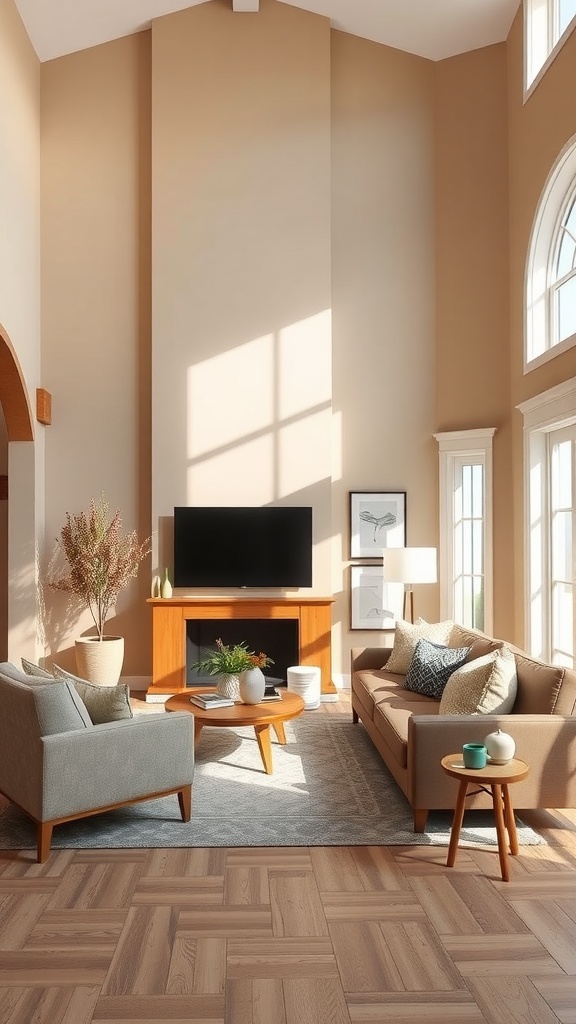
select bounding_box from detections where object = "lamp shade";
[382,547,437,585]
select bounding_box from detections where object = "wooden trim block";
[36,388,52,425]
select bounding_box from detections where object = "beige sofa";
[351,622,576,831]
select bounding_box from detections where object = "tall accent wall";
[434,44,512,640]
[151,1,333,597]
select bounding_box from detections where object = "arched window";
[526,136,576,370]
[525,0,576,91]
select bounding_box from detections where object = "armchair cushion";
[53,665,133,724]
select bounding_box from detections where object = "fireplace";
[185,618,299,687]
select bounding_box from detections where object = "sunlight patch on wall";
[278,310,332,420]
[278,408,332,498]
[187,333,274,458]
[187,433,274,506]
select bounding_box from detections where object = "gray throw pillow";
[404,639,470,699]
[53,665,133,725]
[21,657,55,678]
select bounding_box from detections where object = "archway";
[0,323,35,661]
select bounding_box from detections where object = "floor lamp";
[381,547,438,623]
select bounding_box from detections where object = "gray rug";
[0,713,544,850]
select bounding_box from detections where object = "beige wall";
[507,10,576,645]
[41,34,152,675]
[434,44,513,640]
[0,0,42,662]
[331,32,437,673]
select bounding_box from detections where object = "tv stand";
[146,596,336,698]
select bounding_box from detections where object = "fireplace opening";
[185,618,299,688]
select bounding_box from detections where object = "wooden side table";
[440,754,530,881]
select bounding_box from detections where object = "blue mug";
[462,743,487,769]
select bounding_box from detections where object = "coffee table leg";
[272,721,287,744]
[447,780,469,868]
[491,783,510,882]
[502,784,519,856]
[194,721,204,746]
[254,724,273,774]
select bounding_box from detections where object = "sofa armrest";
[37,711,195,821]
[351,647,392,675]
[408,713,576,811]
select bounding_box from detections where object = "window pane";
[472,464,483,517]
[462,465,472,517]
[556,275,576,342]
[552,509,572,579]
[552,439,572,509]
[462,521,472,574]
[472,575,484,631]
[473,520,483,574]
[556,227,576,279]
[552,581,574,664]
[559,0,576,35]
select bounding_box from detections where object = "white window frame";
[517,375,576,660]
[434,428,496,634]
[525,134,576,372]
[525,0,576,96]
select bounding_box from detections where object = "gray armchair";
[0,667,195,862]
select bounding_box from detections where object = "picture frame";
[350,566,404,630]
[349,491,406,560]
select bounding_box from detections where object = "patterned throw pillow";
[53,665,133,725]
[385,619,454,675]
[404,639,470,699]
[439,645,518,715]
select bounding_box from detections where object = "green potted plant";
[49,493,151,685]
[192,639,273,701]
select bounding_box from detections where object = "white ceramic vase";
[484,728,516,764]
[216,673,241,701]
[239,666,266,704]
[75,636,124,686]
[160,568,173,599]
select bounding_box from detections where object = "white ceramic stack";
[286,665,321,710]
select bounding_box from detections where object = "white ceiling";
[13,0,521,65]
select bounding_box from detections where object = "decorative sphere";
[484,728,516,764]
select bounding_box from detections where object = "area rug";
[0,713,544,851]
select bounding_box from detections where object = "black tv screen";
[173,506,313,588]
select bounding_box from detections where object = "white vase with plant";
[49,493,151,685]
[192,638,262,701]
[239,651,275,704]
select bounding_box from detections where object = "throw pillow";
[53,665,133,725]
[404,639,470,699]
[439,645,518,715]
[385,618,454,675]
[21,657,54,678]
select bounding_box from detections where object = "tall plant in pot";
[49,494,151,685]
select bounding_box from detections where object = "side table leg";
[491,783,510,881]
[447,780,469,868]
[502,784,519,856]
[254,724,274,774]
[272,721,287,744]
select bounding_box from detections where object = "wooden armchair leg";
[37,821,53,863]
[352,708,358,724]
[178,785,192,822]
[413,809,428,833]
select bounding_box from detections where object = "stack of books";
[261,685,282,702]
[189,692,235,709]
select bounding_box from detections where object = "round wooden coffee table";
[165,689,305,775]
[441,754,530,881]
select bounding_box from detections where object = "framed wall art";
[349,491,406,559]
[350,566,404,630]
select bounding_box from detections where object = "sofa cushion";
[448,624,504,662]
[53,666,133,725]
[385,619,454,675]
[404,639,470,699]
[439,646,518,715]
[374,698,438,768]
[21,657,54,678]
[510,651,575,715]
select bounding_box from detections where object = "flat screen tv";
[173,506,313,588]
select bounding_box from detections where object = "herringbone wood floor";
[0,695,576,1023]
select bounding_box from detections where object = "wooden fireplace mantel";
[146,595,336,697]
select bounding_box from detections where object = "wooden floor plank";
[269,871,328,937]
[441,934,564,976]
[510,899,576,974]
[531,977,576,1023]
[466,976,561,1024]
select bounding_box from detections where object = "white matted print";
[350,566,404,630]
[349,491,406,559]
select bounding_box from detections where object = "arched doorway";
[0,324,34,661]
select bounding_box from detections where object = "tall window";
[519,377,576,667]
[525,0,576,90]
[526,136,576,370]
[434,429,496,633]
